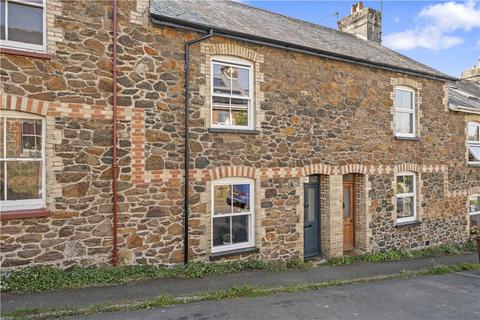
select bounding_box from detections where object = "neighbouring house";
[448,62,480,229]
[0,0,479,270]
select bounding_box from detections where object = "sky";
[240,0,480,77]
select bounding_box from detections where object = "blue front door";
[304,183,320,258]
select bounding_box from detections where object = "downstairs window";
[0,111,45,212]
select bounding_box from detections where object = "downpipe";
[184,29,214,264]
[111,0,119,267]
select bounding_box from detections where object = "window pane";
[232,109,248,127]
[212,96,230,108]
[470,197,480,214]
[395,90,403,109]
[6,161,42,200]
[231,98,248,109]
[7,118,42,158]
[395,89,412,110]
[404,175,414,193]
[232,215,248,244]
[343,186,351,219]
[214,184,232,215]
[395,112,413,134]
[0,161,4,201]
[396,176,404,194]
[8,2,43,45]
[212,109,230,126]
[22,121,35,134]
[469,146,480,162]
[0,0,5,40]
[230,66,249,97]
[232,184,250,213]
[471,214,480,229]
[213,216,231,246]
[212,63,231,95]
[468,125,479,142]
[397,196,414,219]
[396,175,414,194]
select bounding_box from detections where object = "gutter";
[111,0,119,266]
[150,14,457,82]
[449,104,480,115]
[183,29,214,264]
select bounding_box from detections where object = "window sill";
[395,136,420,141]
[468,163,480,168]
[0,47,52,59]
[209,247,259,261]
[395,220,422,228]
[0,208,51,221]
[209,128,260,135]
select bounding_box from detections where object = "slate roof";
[150,0,454,80]
[448,80,480,113]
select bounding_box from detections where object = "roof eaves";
[150,13,457,82]
[449,103,480,115]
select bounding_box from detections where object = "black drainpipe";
[184,29,214,265]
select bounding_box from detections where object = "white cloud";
[384,0,480,50]
[393,16,400,23]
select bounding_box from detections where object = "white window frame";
[468,122,480,165]
[210,56,254,130]
[469,194,480,229]
[395,172,417,223]
[394,86,416,138]
[211,177,255,253]
[0,110,46,212]
[1,0,47,52]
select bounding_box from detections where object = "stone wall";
[1,0,478,270]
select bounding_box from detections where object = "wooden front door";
[343,181,354,251]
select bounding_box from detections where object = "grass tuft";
[0,259,310,294]
[1,241,475,294]
[325,241,475,266]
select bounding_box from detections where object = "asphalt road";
[70,270,480,320]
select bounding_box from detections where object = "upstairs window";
[468,122,480,165]
[469,195,480,229]
[211,57,253,129]
[395,172,417,223]
[0,111,45,212]
[394,87,416,138]
[0,0,46,52]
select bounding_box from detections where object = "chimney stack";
[460,61,480,84]
[338,1,382,44]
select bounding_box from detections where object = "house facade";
[0,0,479,270]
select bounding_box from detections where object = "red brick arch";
[339,164,369,175]
[210,166,257,180]
[1,95,48,116]
[393,163,422,174]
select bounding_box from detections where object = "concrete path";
[1,253,477,314]
[70,269,480,320]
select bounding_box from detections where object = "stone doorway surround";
[317,172,369,258]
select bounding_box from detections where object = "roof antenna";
[319,11,339,22]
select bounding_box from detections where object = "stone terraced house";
[0,0,479,270]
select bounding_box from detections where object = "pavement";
[1,253,478,314]
[70,269,480,320]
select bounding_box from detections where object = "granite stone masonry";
[0,0,479,270]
